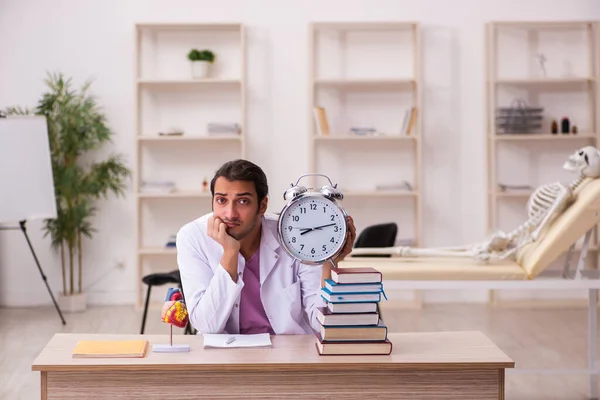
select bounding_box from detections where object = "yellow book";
[313,107,330,136]
[72,340,149,358]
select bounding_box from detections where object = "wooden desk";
[32,331,514,400]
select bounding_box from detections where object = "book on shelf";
[315,266,391,356]
[313,106,330,136]
[400,106,417,136]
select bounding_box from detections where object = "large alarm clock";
[277,173,348,265]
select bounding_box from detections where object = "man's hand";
[334,215,356,265]
[321,215,356,287]
[207,216,240,282]
[207,216,240,252]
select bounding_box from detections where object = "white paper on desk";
[202,333,272,349]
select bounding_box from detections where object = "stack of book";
[315,267,392,355]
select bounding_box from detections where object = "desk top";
[32,330,514,373]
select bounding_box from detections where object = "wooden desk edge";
[32,360,515,373]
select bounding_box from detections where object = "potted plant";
[5,72,131,312]
[187,48,215,79]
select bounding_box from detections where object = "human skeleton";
[351,146,600,263]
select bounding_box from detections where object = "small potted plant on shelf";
[187,49,215,79]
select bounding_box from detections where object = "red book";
[331,267,382,284]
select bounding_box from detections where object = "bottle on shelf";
[561,117,570,134]
[551,119,558,134]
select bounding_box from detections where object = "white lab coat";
[176,212,326,335]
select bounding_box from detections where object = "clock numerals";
[282,197,346,261]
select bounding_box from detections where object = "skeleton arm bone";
[350,186,567,261]
[349,246,480,258]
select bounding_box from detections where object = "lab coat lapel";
[259,216,280,285]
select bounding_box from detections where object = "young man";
[176,159,356,335]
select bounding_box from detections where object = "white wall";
[1,0,599,307]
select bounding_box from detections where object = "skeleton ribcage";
[526,182,564,220]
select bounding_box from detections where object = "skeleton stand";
[561,228,598,400]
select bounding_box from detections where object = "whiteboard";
[0,116,57,223]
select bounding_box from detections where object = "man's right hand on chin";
[208,216,241,282]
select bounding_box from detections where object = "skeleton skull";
[563,146,600,178]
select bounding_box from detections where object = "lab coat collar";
[259,214,281,285]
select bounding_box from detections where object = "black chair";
[352,222,398,256]
[351,222,398,322]
[140,269,194,335]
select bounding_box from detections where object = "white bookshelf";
[308,21,422,246]
[485,20,600,305]
[308,21,422,307]
[134,22,246,307]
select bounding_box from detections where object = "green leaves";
[187,48,215,63]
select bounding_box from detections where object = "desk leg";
[589,289,598,400]
[498,369,505,400]
[40,372,47,400]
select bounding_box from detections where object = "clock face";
[279,195,347,263]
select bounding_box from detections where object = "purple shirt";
[239,249,275,334]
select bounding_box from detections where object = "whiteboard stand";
[0,221,66,325]
[0,115,66,325]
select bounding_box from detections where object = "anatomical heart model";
[152,288,191,353]
[161,288,189,328]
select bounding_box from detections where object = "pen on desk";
[226,336,236,345]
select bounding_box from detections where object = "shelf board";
[314,134,417,141]
[139,247,177,255]
[493,133,596,141]
[138,78,241,87]
[490,21,596,28]
[137,135,242,142]
[312,21,418,31]
[136,23,242,32]
[314,78,415,89]
[494,77,595,85]
[344,190,417,197]
[138,191,211,199]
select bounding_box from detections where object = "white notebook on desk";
[202,333,272,349]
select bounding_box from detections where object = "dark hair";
[210,159,269,202]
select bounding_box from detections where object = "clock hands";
[299,223,337,235]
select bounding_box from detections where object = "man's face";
[212,177,267,240]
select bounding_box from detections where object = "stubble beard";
[226,209,261,240]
